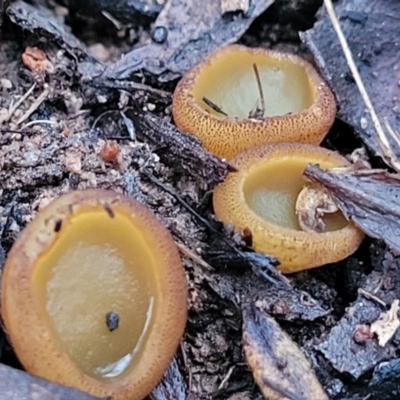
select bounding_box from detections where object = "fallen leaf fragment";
[242,303,328,400]
[295,182,338,233]
[370,300,400,347]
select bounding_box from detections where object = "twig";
[323,0,400,172]
[21,119,57,130]
[180,343,192,394]
[145,171,290,287]
[92,79,172,98]
[218,365,235,390]
[91,109,118,130]
[202,96,228,117]
[175,242,214,271]
[16,88,50,126]
[8,83,36,117]
[358,288,386,308]
[249,63,265,119]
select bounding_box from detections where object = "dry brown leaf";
[295,182,338,233]
[243,304,328,400]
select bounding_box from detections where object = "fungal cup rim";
[1,189,187,400]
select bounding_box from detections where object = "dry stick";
[323,0,400,172]
[358,288,386,308]
[218,365,235,390]
[16,88,50,126]
[8,83,36,117]
[384,118,400,153]
[21,119,57,130]
[252,63,265,118]
[96,79,172,98]
[202,96,228,117]
[175,242,214,271]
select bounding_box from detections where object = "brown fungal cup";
[172,45,336,159]
[1,189,187,400]
[213,143,364,273]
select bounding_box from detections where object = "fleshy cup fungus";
[172,45,336,160]
[1,189,187,400]
[213,143,364,273]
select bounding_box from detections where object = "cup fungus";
[172,45,336,159]
[213,143,364,273]
[1,189,187,400]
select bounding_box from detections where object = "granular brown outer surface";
[172,45,336,159]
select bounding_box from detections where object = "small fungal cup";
[172,45,337,159]
[213,143,364,273]
[1,189,187,400]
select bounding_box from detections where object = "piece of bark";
[7,1,87,54]
[0,363,106,400]
[252,287,329,322]
[316,297,392,380]
[65,0,163,23]
[7,0,104,79]
[128,109,231,186]
[316,249,400,380]
[301,0,400,160]
[102,0,275,82]
[242,303,328,400]
[369,358,400,400]
[303,164,400,254]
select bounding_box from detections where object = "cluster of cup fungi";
[1,45,364,399]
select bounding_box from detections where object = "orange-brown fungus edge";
[213,143,365,273]
[172,44,337,160]
[1,189,187,400]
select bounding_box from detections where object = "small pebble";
[152,26,168,44]
[1,79,12,89]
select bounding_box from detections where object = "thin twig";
[358,288,386,308]
[145,171,290,287]
[384,118,400,154]
[323,0,400,172]
[16,88,50,126]
[91,109,118,130]
[175,242,214,271]
[218,365,235,390]
[202,96,228,117]
[8,83,36,117]
[21,119,57,130]
[93,79,172,98]
[179,343,192,394]
[249,63,265,118]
